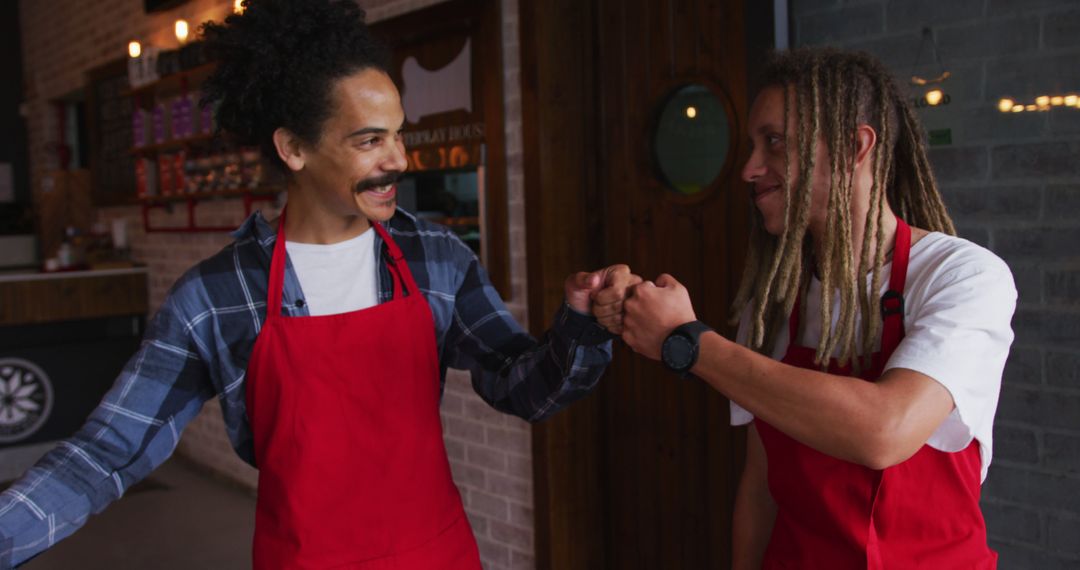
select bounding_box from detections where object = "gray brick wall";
[793,0,1080,567]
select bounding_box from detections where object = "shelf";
[140,188,282,233]
[431,216,480,227]
[131,132,217,155]
[139,187,282,204]
[126,62,218,100]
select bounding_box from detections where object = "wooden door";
[522,0,774,568]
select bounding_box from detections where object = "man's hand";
[622,273,696,360]
[565,264,642,333]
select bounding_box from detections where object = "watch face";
[662,335,694,371]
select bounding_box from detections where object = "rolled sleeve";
[445,253,611,422]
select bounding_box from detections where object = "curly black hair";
[200,0,392,172]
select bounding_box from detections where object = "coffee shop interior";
[1,0,1079,568]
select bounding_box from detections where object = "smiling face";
[289,68,409,224]
[740,85,832,237]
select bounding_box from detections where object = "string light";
[925,89,944,106]
[998,94,1080,113]
[685,106,698,119]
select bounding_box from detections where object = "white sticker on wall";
[0,358,54,444]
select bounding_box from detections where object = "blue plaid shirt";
[0,209,612,568]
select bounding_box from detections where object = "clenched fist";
[565,264,642,334]
[622,273,696,360]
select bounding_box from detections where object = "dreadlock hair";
[730,47,955,372]
[200,0,391,173]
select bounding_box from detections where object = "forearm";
[692,332,942,468]
[732,426,775,570]
[460,303,612,422]
[0,384,208,567]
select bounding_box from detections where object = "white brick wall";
[19,0,535,567]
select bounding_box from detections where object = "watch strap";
[674,320,713,343]
[664,320,713,376]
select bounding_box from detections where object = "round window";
[653,84,732,196]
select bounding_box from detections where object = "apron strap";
[879,215,911,356]
[788,297,801,348]
[267,209,290,321]
[372,221,420,301]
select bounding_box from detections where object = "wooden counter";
[0,267,149,326]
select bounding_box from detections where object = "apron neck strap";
[371,221,418,301]
[267,210,290,318]
[879,215,911,356]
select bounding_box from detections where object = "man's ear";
[853,124,878,169]
[272,127,306,172]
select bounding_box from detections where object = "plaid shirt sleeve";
[444,253,613,423]
[0,287,214,569]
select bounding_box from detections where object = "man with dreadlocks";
[0,1,635,568]
[622,47,1015,568]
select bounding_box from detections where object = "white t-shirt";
[730,232,1017,481]
[285,228,379,316]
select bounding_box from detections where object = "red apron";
[755,217,996,569]
[245,212,481,569]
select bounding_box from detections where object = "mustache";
[354,173,402,193]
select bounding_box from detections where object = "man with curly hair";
[0,1,634,568]
[622,48,1014,567]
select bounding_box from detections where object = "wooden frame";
[518,1,607,567]
[373,0,510,298]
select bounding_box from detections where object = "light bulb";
[128,41,142,59]
[175,19,189,44]
[925,89,944,106]
[998,98,1014,113]
[1036,95,1050,107]
[686,106,697,119]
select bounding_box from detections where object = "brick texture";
[793,0,1080,566]
[18,0,535,567]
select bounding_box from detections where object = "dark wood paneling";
[525,0,766,568]
[520,0,607,568]
[0,272,148,326]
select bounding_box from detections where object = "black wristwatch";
[661,320,713,377]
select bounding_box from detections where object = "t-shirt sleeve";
[729,306,755,426]
[884,250,1017,453]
